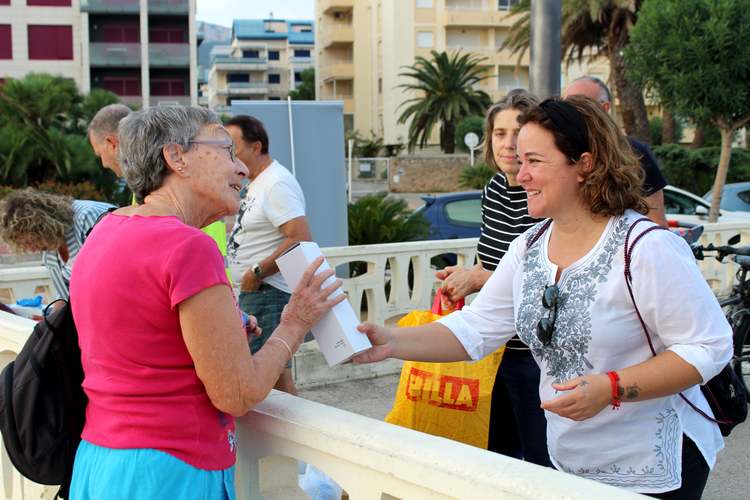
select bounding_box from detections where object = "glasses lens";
[542,285,559,309]
[229,144,236,162]
[537,318,553,346]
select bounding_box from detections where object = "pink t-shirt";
[70,214,236,470]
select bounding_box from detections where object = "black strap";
[526,219,553,250]
[623,217,731,425]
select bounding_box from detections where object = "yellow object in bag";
[385,292,504,449]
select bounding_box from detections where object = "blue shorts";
[70,440,235,500]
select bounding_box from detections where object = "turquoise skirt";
[70,440,236,499]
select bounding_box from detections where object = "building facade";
[314,0,610,146]
[0,0,198,108]
[206,19,314,110]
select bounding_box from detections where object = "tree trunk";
[442,122,456,154]
[691,127,705,148]
[662,109,676,144]
[707,127,734,223]
[609,32,650,143]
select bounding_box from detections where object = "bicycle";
[691,232,750,393]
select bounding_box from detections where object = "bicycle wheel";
[726,305,750,393]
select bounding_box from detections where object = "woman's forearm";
[615,350,703,403]
[391,323,472,362]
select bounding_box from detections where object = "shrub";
[459,163,494,189]
[33,180,107,201]
[649,116,684,146]
[653,144,750,195]
[454,115,484,153]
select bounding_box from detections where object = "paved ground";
[300,374,749,499]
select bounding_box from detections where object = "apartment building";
[315,0,608,146]
[0,0,198,108]
[206,19,314,110]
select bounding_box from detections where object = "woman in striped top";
[436,89,551,465]
[0,188,114,300]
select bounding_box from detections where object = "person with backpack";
[0,189,114,300]
[354,96,733,498]
[67,106,344,499]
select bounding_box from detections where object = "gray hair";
[87,104,132,138]
[118,106,220,203]
[483,89,540,170]
[572,76,612,103]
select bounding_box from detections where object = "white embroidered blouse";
[438,210,732,493]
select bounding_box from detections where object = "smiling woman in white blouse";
[354,95,732,499]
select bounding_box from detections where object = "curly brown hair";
[518,95,648,217]
[0,188,74,252]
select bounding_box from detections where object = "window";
[294,72,302,82]
[268,73,281,84]
[445,198,482,226]
[151,78,185,96]
[378,78,382,94]
[227,73,249,83]
[101,77,140,96]
[416,31,433,48]
[664,189,706,216]
[416,0,433,7]
[0,1,10,5]
[27,0,72,5]
[498,67,528,91]
[293,49,310,58]
[101,23,139,43]
[28,25,73,60]
[268,50,280,60]
[269,96,281,100]
[149,27,185,43]
[242,50,260,59]
[0,25,11,60]
[498,0,519,10]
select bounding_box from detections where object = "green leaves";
[348,192,429,246]
[397,50,492,153]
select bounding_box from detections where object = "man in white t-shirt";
[226,115,312,394]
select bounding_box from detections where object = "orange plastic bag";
[385,290,504,449]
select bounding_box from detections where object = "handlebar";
[692,242,750,262]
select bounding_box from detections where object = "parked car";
[664,185,750,224]
[703,182,750,212]
[415,191,482,240]
[416,186,750,242]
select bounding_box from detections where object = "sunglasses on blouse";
[537,284,559,346]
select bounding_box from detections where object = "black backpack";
[0,299,86,498]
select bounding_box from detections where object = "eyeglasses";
[188,140,237,163]
[536,284,559,346]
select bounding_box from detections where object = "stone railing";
[0,311,641,499]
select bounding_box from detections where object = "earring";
[177,167,185,173]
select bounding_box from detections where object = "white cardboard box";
[276,242,372,366]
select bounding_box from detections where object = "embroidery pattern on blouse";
[558,409,681,489]
[516,217,628,383]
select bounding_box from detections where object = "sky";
[197,0,315,27]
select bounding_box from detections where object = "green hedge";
[653,145,750,195]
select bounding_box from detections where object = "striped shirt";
[477,173,541,350]
[43,200,115,300]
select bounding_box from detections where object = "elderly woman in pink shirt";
[69,106,343,499]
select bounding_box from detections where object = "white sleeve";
[438,235,523,360]
[631,230,732,383]
[264,179,306,227]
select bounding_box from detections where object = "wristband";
[269,336,293,360]
[606,371,621,409]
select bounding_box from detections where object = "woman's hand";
[540,373,612,421]
[281,257,346,344]
[435,264,488,303]
[352,322,396,363]
[244,313,262,339]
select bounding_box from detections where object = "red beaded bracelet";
[606,371,621,409]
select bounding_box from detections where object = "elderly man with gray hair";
[68,105,343,498]
[87,103,132,177]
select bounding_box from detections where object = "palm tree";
[398,50,491,154]
[502,0,650,143]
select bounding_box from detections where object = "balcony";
[443,9,517,27]
[148,0,189,15]
[212,56,268,71]
[81,0,139,14]
[320,0,354,15]
[320,62,354,81]
[221,82,269,95]
[288,56,314,65]
[321,26,354,49]
[89,42,141,67]
[152,95,191,106]
[149,43,189,67]
[119,95,143,107]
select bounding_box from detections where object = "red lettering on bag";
[404,367,479,411]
